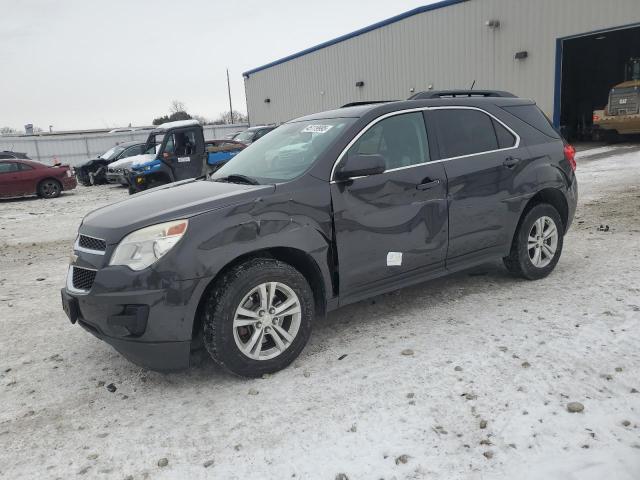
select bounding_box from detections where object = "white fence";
[0,124,248,167]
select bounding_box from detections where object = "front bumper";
[106,172,128,185]
[62,176,77,191]
[61,265,208,372]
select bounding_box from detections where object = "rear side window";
[493,119,516,149]
[432,109,499,158]
[502,105,560,139]
[0,162,19,173]
[349,112,429,170]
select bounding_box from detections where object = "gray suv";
[61,91,577,377]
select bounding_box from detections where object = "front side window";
[347,112,429,170]
[432,109,501,158]
[0,162,19,173]
[123,145,144,158]
[213,118,355,183]
[175,130,197,155]
[100,146,125,160]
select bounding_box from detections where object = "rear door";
[0,161,23,197]
[426,107,522,264]
[331,111,448,303]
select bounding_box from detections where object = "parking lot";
[1,145,639,479]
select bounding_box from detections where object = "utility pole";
[227,69,234,124]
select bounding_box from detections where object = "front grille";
[72,267,96,291]
[78,235,106,252]
[609,91,639,115]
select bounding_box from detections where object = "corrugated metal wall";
[244,0,640,124]
[0,124,248,166]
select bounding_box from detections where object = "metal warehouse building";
[243,0,640,138]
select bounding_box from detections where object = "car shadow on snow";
[140,260,525,386]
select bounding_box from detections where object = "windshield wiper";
[215,174,260,185]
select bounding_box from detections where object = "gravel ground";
[1,147,639,480]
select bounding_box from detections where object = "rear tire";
[503,203,564,280]
[37,179,62,199]
[202,258,314,377]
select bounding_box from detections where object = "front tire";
[37,179,62,199]
[503,203,564,280]
[202,258,314,377]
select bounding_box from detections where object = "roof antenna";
[470,80,476,90]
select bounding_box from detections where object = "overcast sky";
[1,0,435,131]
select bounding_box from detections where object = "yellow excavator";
[593,58,640,139]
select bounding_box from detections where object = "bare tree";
[213,111,248,125]
[0,126,17,135]
[169,100,187,114]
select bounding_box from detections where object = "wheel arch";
[509,187,569,251]
[36,176,62,193]
[191,246,328,345]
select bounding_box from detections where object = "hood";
[109,153,155,170]
[80,179,274,243]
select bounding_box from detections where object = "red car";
[0,153,77,199]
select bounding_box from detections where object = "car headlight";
[109,219,188,271]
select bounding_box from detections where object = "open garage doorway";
[555,24,640,141]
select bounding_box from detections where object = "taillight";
[564,144,576,172]
[593,114,600,122]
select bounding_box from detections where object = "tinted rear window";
[502,105,560,139]
[492,119,516,149]
[432,109,498,158]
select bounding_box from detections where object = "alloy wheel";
[527,216,558,268]
[232,282,302,360]
[41,181,60,198]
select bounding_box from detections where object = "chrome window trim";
[329,106,521,183]
[74,234,106,256]
[66,265,97,295]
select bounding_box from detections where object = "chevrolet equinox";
[61,91,578,377]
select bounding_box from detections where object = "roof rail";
[409,90,516,100]
[341,100,397,108]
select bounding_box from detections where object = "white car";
[106,145,159,185]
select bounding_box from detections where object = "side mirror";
[334,154,385,181]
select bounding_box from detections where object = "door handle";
[503,157,521,168]
[416,179,441,190]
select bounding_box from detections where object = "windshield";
[213,118,355,183]
[234,130,258,143]
[100,146,125,160]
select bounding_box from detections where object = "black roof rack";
[409,90,516,100]
[341,101,397,108]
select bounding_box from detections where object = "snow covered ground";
[1,146,639,480]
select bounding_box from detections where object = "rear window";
[502,105,560,139]
[432,109,499,158]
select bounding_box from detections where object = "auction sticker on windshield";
[302,124,333,134]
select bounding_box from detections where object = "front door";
[164,128,204,181]
[330,111,448,303]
